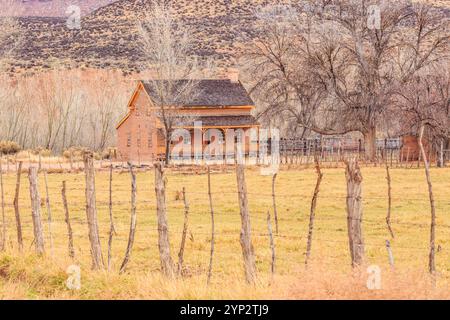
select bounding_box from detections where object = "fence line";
[0,158,448,283]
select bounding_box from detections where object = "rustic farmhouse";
[116,78,260,162]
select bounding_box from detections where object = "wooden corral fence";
[0,137,447,173]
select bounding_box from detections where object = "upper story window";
[127,133,132,147]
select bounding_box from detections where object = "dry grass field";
[0,165,450,299]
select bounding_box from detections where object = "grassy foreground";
[0,165,450,299]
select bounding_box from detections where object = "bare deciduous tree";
[244,1,449,161]
[137,0,212,164]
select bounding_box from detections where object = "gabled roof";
[141,79,255,107]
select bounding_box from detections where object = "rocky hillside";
[10,0,118,17]
[9,0,450,75]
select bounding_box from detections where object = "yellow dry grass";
[0,165,449,299]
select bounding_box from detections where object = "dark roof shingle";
[142,79,255,107]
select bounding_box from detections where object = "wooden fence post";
[61,181,75,259]
[267,211,275,276]
[385,164,395,238]
[177,187,189,276]
[107,161,116,270]
[418,125,436,274]
[43,171,54,255]
[83,151,104,270]
[0,159,5,251]
[29,167,45,255]
[345,159,364,267]
[272,173,279,235]
[305,160,323,267]
[154,162,175,278]
[236,164,257,284]
[207,166,215,285]
[119,163,137,274]
[385,240,394,268]
[13,161,23,251]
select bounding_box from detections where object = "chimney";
[228,68,240,83]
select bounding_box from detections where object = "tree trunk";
[154,162,175,277]
[119,163,137,274]
[28,167,45,255]
[235,164,257,284]
[345,159,364,267]
[13,161,23,251]
[164,132,171,165]
[363,127,377,162]
[418,125,436,275]
[83,151,104,270]
[438,139,445,168]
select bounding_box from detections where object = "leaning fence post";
[61,181,75,259]
[84,151,104,270]
[43,171,54,255]
[305,159,323,267]
[236,164,257,284]
[0,159,5,251]
[154,162,175,278]
[385,240,394,268]
[267,211,275,276]
[271,173,279,235]
[119,163,137,274]
[385,164,395,238]
[29,167,45,255]
[207,166,215,285]
[177,187,189,276]
[345,159,364,267]
[13,161,23,251]
[418,125,436,275]
[107,160,116,270]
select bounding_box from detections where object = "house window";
[146,108,151,117]
[135,106,140,116]
[137,136,141,147]
[127,133,132,147]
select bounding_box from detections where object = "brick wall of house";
[117,83,259,162]
[117,88,158,162]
